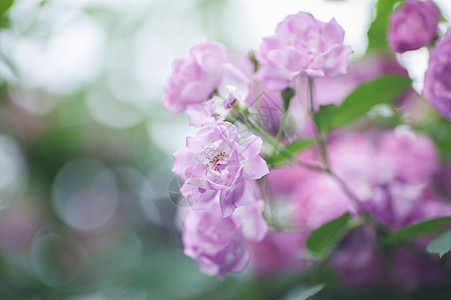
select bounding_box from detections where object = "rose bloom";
[388,0,440,53]
[182,201,267,279]
[162,42,227,113]
[249,232,309,275]
[255,11,352,91]
[163,41,251,118]
[423,30,451,119]
[291,173,356,229]
[172,122,268,217]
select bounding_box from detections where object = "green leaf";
[282,284,325,300]
[272,139,316,163]
[366,0,402,53]
[382,216,451,245]
[415,117,451,159]
[306,212,351,258]
[313,104,338,133]
[427,230,451,258]
[0,0,14,20]
[314,74,411,132]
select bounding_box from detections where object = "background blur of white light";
[0,135,25,200]
[30,232,85,287]
[52,159,119,232]
[86,86,144,129]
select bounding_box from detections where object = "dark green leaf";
[273,139,316,164]
[314,104,338,133]
[415,117,451,159]
[427,230,451,258]
[282,284,325,300]
[0,0,14,20]
[315,74,411,132]
[306,212,351,258]
[382,216,451,245]
[366,0,402,53]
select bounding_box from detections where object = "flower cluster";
[163,3,451,291]
[164,11,353,279]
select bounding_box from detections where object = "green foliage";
[272,139,316,164]
[366,0,402,53]
[416,117,451,158]
[306,212,351,258]
[0,0,13,29]
[382,216,451,245]
[282,284,325,300]
[427,230,451,258]
[314,74,411,132]
[313,104,338,133]
[0,0,14,20]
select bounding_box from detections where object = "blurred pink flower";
[291,173,356,229]
[249,232,309,275]
[163,42,227,113]
[172,122,268,217]
[315,54,408,106]
[390,247,447,289]
[182,201,267,279]
[331,227,383,287]
[255,11,352,91]
[376,128,439,185]
[423,29,451,119]
[388,0,440,53]
[162,42,250,115]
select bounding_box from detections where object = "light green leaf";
[427,230,451,258]
[282,284,325,300]
[313,104,337,133]
[314,74,411,132]
[0,0,14,20]
[272,139,316,164]
[415,117,451,158]
[306,212,351,258]
[382,216,451,245]
[366,0,402,53]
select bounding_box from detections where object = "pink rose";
[376,128,439,185]
[255,11,352,91]
[182,201,267,279]
[388,0,440,53]
[172,122,269,217]
[423,30,451,119]
[291,173,356,229]
[162,42,227,113]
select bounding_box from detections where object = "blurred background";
[0,0,450,299]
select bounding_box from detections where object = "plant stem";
[307,76,330,172]
[238,111,324,172]
[304,76,391,234]
[275,109,289,146]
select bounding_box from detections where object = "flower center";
[205,151,228,173]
